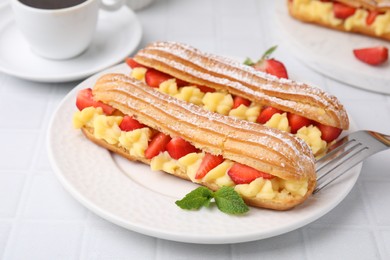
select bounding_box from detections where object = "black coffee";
[19,0,87,10]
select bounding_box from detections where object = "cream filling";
[73,106,309,201]
[292,0,390,36]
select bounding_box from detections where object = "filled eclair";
[73,74,316,210]
[287,0,390,41]
[127,41,349,157]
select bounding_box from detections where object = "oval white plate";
[275,2,390,94]
[47,63,362,244]
[0,5,142,83]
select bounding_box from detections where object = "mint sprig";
[175,186,249,215]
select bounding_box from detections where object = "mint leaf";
[175,186,214,210]
[214,186,249,215]
[243,57,255,66]
[260,45,278,60]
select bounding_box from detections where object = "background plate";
[275,1,390,94]
[48,63,362,244]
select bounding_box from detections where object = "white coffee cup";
[10,0,125,60]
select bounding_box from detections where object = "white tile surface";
[0,0,389,259]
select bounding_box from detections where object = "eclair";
[73,74,316,210]
[128,41,349,157]
[287,0,390,41]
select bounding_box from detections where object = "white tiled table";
[1,0,390,259]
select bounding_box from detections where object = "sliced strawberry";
[195,153,224,179]
[233,96,251,109]
[125,57,145,69]
[353,46,389,66]
[145,69,173,88]
[145,132,171,159]
[257,106,283,124]
[287,113,312,134]
[366,10,380,26]
[76,88,115,115]
[228,163,274,185]
[333,2,356,19]
[257,59,289,79]
[119,115,145,131]
[196,85,215,93]
[176,78,189,87]
[166,137,198,160]
[249,46,289,79]
[315,123,342,143]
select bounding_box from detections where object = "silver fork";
[314,130,390,194]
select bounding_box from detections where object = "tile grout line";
[358,182,388,259]
[1,85,61,258]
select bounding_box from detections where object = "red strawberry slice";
[196,85,215,93]
[166,137,198,160]
[125,57,145,69]
[257,106,283,124]
[119,115,145,131]
[145,132,171,159]
[145,69,173,88]
[315,123,342,143]
[195,153,224,179]
[233,96,251,109]
[353,46,389,66]
[366,10,380,25]
[255,59,289,79]
[287,113,312,134]
[76,88,115,115]
[333,2,356,19]
[228,163,274,185]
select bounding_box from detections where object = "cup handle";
[100,0,125,11]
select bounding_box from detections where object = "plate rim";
[274,1,390,95]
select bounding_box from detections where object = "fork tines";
[314,131,388,194]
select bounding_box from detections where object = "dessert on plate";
[287,0,390,41]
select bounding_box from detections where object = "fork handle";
[370,131,390,146]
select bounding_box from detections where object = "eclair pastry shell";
[133,41,349,130]
[81,73,317,210]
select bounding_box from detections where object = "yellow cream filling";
[292,0,390,36]
[73,107,309,201]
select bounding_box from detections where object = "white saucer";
[275,2,390,95]
[0,4,142,83]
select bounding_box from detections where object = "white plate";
[275,1,390,95]
[0,4,142,83]
[47,63,362,244]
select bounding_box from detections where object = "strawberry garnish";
[257,106,283,124]
[145,132,171,159]
[287,113,312,134]
[315,123,342,143]
[353,46,388,66]
[166,137,198,160]
[119,115,145,131]
[145,69,173,88]
[125,57,145,69]
[233,96,251,109]
[333,2,356,19]
[196,85,215,93]
[195,153,224,179]
[366,10,380,26]
[228,163,274,185]
[76,88,115,115]
[245,46,289,79]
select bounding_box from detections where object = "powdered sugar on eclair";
[134,41,349,130]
